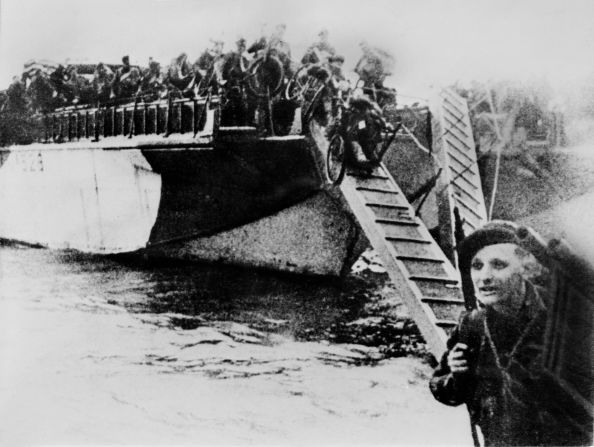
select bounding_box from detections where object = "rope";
[488,142,503,219]
[485,88,504,220]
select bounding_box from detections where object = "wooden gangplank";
[431,87,488,264]
[339,165,465,357]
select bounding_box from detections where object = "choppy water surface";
[0,244,470,444]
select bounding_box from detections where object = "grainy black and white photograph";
[0,0,593,445]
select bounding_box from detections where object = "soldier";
[354,40,395,105]
[92,62,115,104]
[430,221,586,446]
[64,65,82,104]
[269,23,292,77]
[301,29,337,65]
[48,65,72,106]
[119,55,132,77]
[165,52,194,96]
[139,58,166,101]
[2,76,32,144]
[221,38,247,83]
[195,40,224,71]
[219,38,250,125]
[25,68,56,112]
[6,75,27,113]
[194,40,225,95]
[112,55,142,100]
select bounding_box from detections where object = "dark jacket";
[430,283,581,446]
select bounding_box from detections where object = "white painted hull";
[0,142,365,276]
[0,146,161,252]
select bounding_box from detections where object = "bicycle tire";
[284,65,310,101]
[245,57,284,98]
[303,83,326,124]
[326,133,346,185]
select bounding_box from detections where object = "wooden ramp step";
[340,164,465,358]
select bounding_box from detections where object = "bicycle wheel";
[245,56,284,98]
[326,133,346,185]
[303,83,326,124]
[284,65,310,101]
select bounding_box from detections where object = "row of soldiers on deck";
[0,27,396,118]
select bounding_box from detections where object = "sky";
[0,0,593,97]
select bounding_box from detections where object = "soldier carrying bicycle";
[354,41,396,109]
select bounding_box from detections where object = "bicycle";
[325,93,399,185]
[286,59,344,125]
[243,40,285,99]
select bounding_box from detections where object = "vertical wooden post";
[75,111,80,140]
[177,100,182,133]
[121,107,125,136]
[165,93,172,137]
[142,103,147,135]
[155,104,160,134]
[94,109,99,141]
[192,99,197,135]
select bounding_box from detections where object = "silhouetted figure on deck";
[139,58,166,101]
[166,52,194,96]
[301,29,337,65]
[92,62,115,104]
[354,41,395,107]
[220,38,249,126]
[48,65,71,107]
[112,55,141,101]
[25,69,57,112]
[194,40,225,95]
[268,23,293,77]
[1,76,33,144]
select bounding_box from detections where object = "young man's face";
[470,243,525,310]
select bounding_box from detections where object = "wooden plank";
[348,172,389,180]
[439,90,465,109]
[447,151,479,176]
[397,255,445,263]
[356,186,398,194]
[368,204,414,221]
[446,139,475,162]
[389,239,440,259]
[427,301,467,321]
[453,183,482,205]
[358,189,404,205]
[400,258,450,278]
[449,166,479,190]
[380,222,424,240]
[356,177,398,190]
[443,116,472,142]
[409,275,459,284]
[454,196,484,221]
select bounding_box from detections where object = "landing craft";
[0,62,367,277]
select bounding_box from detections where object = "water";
[0,244,470,445]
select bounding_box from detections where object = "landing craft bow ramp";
[311,89,489,359]
[312,136,463,358]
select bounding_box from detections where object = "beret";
[456,220,524,309]
[457,220,521,275]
